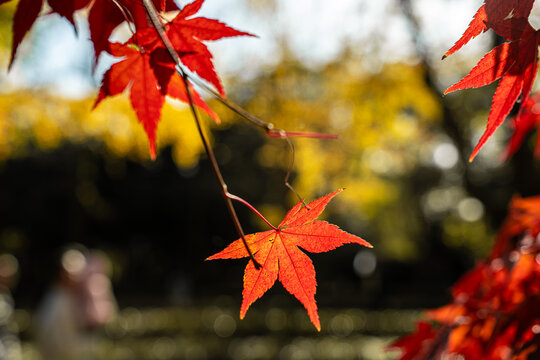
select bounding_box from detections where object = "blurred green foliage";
[16,304,420,360]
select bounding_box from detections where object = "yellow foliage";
[0,91,206,168]
[235,57,441,218]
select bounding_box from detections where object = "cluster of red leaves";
[389,195,540,360]
[1,0,253,158]
[207,189,372,331]
[444,0,540,161]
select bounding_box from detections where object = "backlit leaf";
[207,189,371,330]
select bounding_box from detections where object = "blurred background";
[1,0,540,359]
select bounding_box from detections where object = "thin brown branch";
[142,0,261,269]
[186,73,339,141]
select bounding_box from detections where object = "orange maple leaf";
[207,189,371,331]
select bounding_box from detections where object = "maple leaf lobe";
[165,0,255,96]
[443,5,488,60]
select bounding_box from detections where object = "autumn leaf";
[94,29,219,158]
[165,0,255,95]
[94,40,164,159]
[443,1,535,60]
[207,189,371,331]
[1,0,179,67]
[445,17,540,161]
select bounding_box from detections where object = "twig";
[187,74,338,141]
[142,0,261,269]
[275,130,311,210]
[111,0,136,36]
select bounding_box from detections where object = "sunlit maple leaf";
[94,29,219,158]
[93,40,164,159]
[207,189,371,331]
[443,1,534,60]
[445,17,540,161]
[165,0,255,96]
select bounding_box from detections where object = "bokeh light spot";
[265,308,287,331]
[329,313,354,336]
[433,142,458,169]
[457,197,484,222]
[61,249,86,276]
[353,250,377,278]
[213,314,236,338]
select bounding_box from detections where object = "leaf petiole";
[225,192,278,231]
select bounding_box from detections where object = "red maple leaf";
[445,17,540,161]
[94,29,218,159]
[164,0,255,95]
[207,189,371,331]
[1,0,178,67]
[443,1,535,59]
[94,39,164,159]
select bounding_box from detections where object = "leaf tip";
[7,57,15,72]
[442,54,448,60]
[469,142,484,162]
[149,144,157,160]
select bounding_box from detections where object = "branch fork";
[141,0,331,269]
